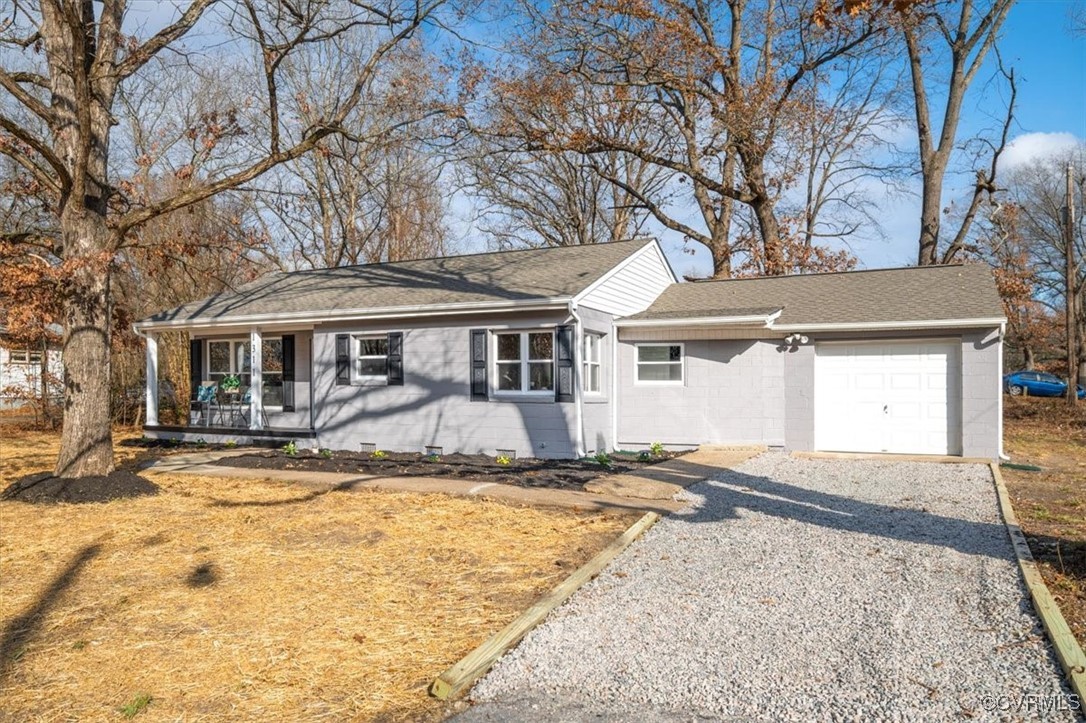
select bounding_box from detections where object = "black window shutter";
[470,329,488,401]
[387,332,404,386]
[281,335,295,411]
[555,325,575,403]
[189,337,203,401]
[335,334,351,385]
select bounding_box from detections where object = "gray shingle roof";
[626,264,1005,326]
[142,240,653,325]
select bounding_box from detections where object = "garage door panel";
[815,341,960,456]
[890,373,920,390]
[856,373,885,389]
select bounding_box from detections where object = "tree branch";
[112,0,218,80]
[0,67,53,123]
[0,114,71,189]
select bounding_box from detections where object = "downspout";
[610,318,618,452]
[568,302,586,458]
[998,321,1009,461]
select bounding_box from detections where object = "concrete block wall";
[782,343,815,452]
[616,338,786,448]
[960,329,1002,459]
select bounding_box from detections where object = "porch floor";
[143,424,316,442]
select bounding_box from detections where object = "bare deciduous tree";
[484,0,893,276]
[900,0,1016,265]
[997,149,1086,385]
[464,79,669,249]
[0,0,455,479]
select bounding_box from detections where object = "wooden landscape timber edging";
[429,511,661,701]
[990,462,1086,700]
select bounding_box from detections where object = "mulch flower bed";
[214,449,682,491]
[3,470,160,504]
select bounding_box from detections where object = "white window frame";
[8,349,43,366]
[353,334,389,385]
[206,337,285,408]
[583,332,603,395]
[493,330,555,397]
[635,343,684,386]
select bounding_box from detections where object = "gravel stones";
[463,453,1079,722]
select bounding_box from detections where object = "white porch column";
[250,328,264,430]
[145,332,159,426]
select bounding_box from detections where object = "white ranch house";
[133,240,1007,460]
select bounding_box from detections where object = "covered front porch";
[139,326,315,444]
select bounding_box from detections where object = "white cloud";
[1000,132,1082,171]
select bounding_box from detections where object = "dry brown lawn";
[1001,396,1086,649]
[0,429,632,721]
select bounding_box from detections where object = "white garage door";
[814,341,960,456]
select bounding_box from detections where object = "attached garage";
[814,341,960,456]
[614,264,1007,460]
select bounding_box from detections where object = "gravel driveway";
[462,453,1080,722]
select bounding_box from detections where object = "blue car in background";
[1003,370,1086,399]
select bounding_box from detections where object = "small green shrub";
[638,450,652,461]
[371,449,387,460]
[71,640,87,651]
[224,440,238,449]
[195,437,207,448]
[426,454,441,462]
[495,455,512,466]
[319,448,333,459]
[119,693,153,719]
[282,440,298,456]
[593,452,613,469]
[649,441,665,457]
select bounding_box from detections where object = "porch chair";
[240,386,271,429]
[193,381,218,426]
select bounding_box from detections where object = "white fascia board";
[133,297,571,332]
[616,309,782,329]
[772,317,1008,332]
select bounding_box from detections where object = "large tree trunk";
[916,168,944,265]
[54,209,115,478]
[1022,345,1035,371]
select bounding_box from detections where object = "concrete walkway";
[141,448,758,514]
[584,446,764,499]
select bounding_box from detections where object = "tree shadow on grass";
[204,476,375,508]
[0,542,102,681]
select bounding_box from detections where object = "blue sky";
[122,1,1085,276]
[654,0,1086,278]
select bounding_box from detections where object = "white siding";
[575,242,675,318]
[311,311,582,458]
[0,344,62,408]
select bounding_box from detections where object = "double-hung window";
[209,340,251,387]
[495,331,553,394]
[354,336,389,384]
[208,339,284,405]
[583,333,603,394]
[636,344,683,384]
[8,349,43,365]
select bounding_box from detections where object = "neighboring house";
[133,239,1007,459]
[0,324,63,410]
